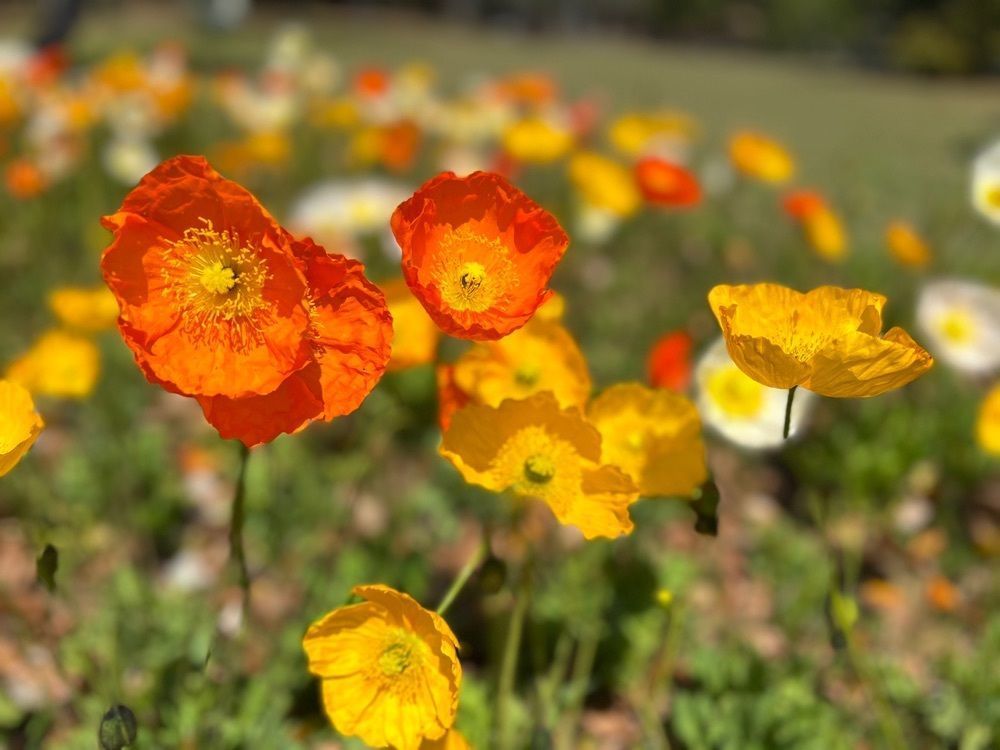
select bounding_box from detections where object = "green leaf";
[36,544,58,593]
[689,480,721,536]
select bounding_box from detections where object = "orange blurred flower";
[860,579,905,611]
[391,171,569,340]
[885,220,931,269]
[647,330,693,391]
[924,575,959,612]
[635,157,701,208]
[101,155,391,446]
[781,189,847,261]
[4,159,47,199]
[495,72,558,108]
[435,364,470,432]
[353,66,391,98]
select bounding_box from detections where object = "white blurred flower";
[917,279,1000,375]
[437,144,490,176]
[0,39,31,76]
[574,202,620,244]
[288,179,410,253]
[972,139,1000,225]
[102,137,158,186]
[695,338,815,449]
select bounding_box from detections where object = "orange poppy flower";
[353,66,390,98]
[435,364,470,432]
[781,189,826,219]
[101,155,392,447]
[647,330,692,391]
[4,159,46,200]
[635,157,701,208]
[391,171,569,340]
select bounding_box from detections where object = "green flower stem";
[783,386,798,439]
[496,553,534,750]
[228,443,252,617]
[436,532,489,616]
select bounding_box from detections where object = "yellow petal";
[0,379,44,477]
[805,327,934,397]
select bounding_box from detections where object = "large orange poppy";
[391,171,569,340]
[101,155,391,447]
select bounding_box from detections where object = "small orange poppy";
[391,171,569,340]
[4,159,47,200]
[647,330,692,391]
[101,155,392,447]
[635,157,701,208]
[781,189,826,219]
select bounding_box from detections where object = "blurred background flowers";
[0,1,998,748]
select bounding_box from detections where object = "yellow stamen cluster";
[706,366,765,418]
[162,220,271,350]
[433,227,518,312]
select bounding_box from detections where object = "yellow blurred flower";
[802,208,847,262]
[421,729,472,750]
[303,584,461,750]
[729,131,795,184]
[48,286,119,332]
[382,277,440,371]
[568,151,640,218]
[885,220,931,269]
[310,96,361,129]
[708,284,933,397]
[502,116,573,163]
[977,383,1000,456]
[587,382,707,498]
[0,380,44,477]
[535,291,566,322]
[440,392,637,539]
[6,330,100,399]
[453,319,591,409]
[608,111,698,159]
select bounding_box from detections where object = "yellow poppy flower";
[608,111,698,158]
[729,131,795,184]
[382,277,440,371]
[501,116,573,163]
[977,383,1000,456]
[568,151,640,218]
[421,729,471,749]
[303,584,461,750]
[453,319,591,409]
[48,286,120,332]
[6,330,101,399]
[440,392,637,539]
[708,284,933,397]
[587,382,707,498]
[802,208,847,262]
[0,380,44,477]
[535,291,566,323]
[885,220,931,269]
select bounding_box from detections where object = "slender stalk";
[496,555,533,750]
[228,443,252,616]
[555,631,600,750]
[436,534,489,616]
[782,386,798,439]
[845,630,908,750]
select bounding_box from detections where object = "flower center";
[514,362,541,387]
[937,309,974,345]
[378,635,416,677]
[707,366,764,418]
[986,184,1000,210]
[625,430,644,451]
[433,226,518,313]
[161,220,271,350]
[198,260,237,294]
[524,453,556,484]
